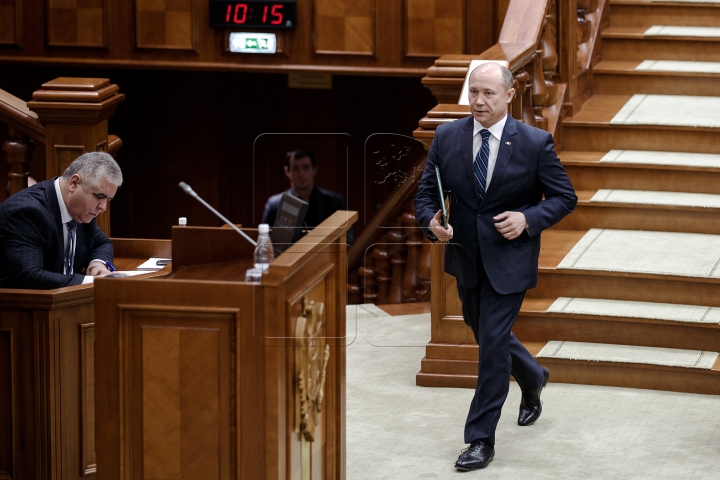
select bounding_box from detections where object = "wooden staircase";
[416,0,720,395]
[517,0,720,394]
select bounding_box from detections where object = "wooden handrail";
[347,150,428,269]
[0,88,45,143]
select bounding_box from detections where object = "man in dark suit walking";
[414,63,577,470]
[0,151,123,289]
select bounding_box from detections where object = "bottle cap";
[258,223,270,234]
[178,217,187,226]
[245,267,263,283]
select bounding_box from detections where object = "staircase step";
[535,228,720,306]
[538,340,718,368]
[563,149,720,168]
[417,340,720,394]
[604,25,720,38]
[610,0,720,29]
[558,189,720,234]
[563,95,720,152]
[553,228,720,278]
[515,297,720,351]
[602,26,720,61]
[536,340,720,394]
[561,150,720,194]
[417,103,469,130]
[587,188,720,207]
[594,60,720,95]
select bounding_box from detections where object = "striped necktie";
[65,220,77,275]
[473,129,491,200]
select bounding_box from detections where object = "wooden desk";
[0,238,170,480]
[95,211,356,480]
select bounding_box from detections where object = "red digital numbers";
[271,5,283,24]
[234,3,248,23]
[224,3,283,25]
[225,4,248,23]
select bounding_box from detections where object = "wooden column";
[2,127,32,196]
[26,78,125,235]
[401,205,422,303]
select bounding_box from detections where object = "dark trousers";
[456,253,544,445]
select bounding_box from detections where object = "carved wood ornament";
[295,297,330,442]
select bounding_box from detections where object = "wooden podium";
[94,211,356,480]
[0,239,170,480]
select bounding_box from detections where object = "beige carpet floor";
[636,60,720,73]
[345,305,720,479]
[537,340,718,369]
[590,189,720,208]
[600,149,720,167]
[610,94,720,127]
[652,0,720,4]
[547,297,720,324]
[645,25,720,37]
[558,229,720,278]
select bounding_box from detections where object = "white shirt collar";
[53,178,73,224]
[473,113,508,141]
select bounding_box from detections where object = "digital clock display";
[209,1,297,29]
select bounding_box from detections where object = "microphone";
[178,182,257,247]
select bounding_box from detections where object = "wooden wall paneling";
[314,0,376,56]
[496,0,511,38]
[79,323,96,476]
[125,308,237,479]
[0,0,19,45]
[30,302,98,480]
[135,0,198,50]
[47,0,107,47]
[464,0,498,54]
[0,308,37,480]
[405,0,465,58]
[0,329,13,478]
[52,303,98,480]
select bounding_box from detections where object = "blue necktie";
[65,220,76,275]
[473,129,491,200]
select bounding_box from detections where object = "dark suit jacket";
[261,186,355,244]
[414,114,577,294]
[0,178,114,289]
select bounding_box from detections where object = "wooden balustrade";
[0,78,125,234]
[372,242,392,305]
[386,220,407,305]
[401,203,422,303]
[349,204,434,305]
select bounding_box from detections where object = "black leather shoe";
[454,439,494,471]
[518,366,549,426]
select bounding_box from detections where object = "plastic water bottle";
[253,223,275,272]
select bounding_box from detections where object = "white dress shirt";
[472,114,508,191]
[54,178,95,284]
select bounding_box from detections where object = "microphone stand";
[178,182,257,247]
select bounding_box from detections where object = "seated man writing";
[261,148,354,244]
[0,151,123,289]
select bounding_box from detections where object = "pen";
[105,261,117,272]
